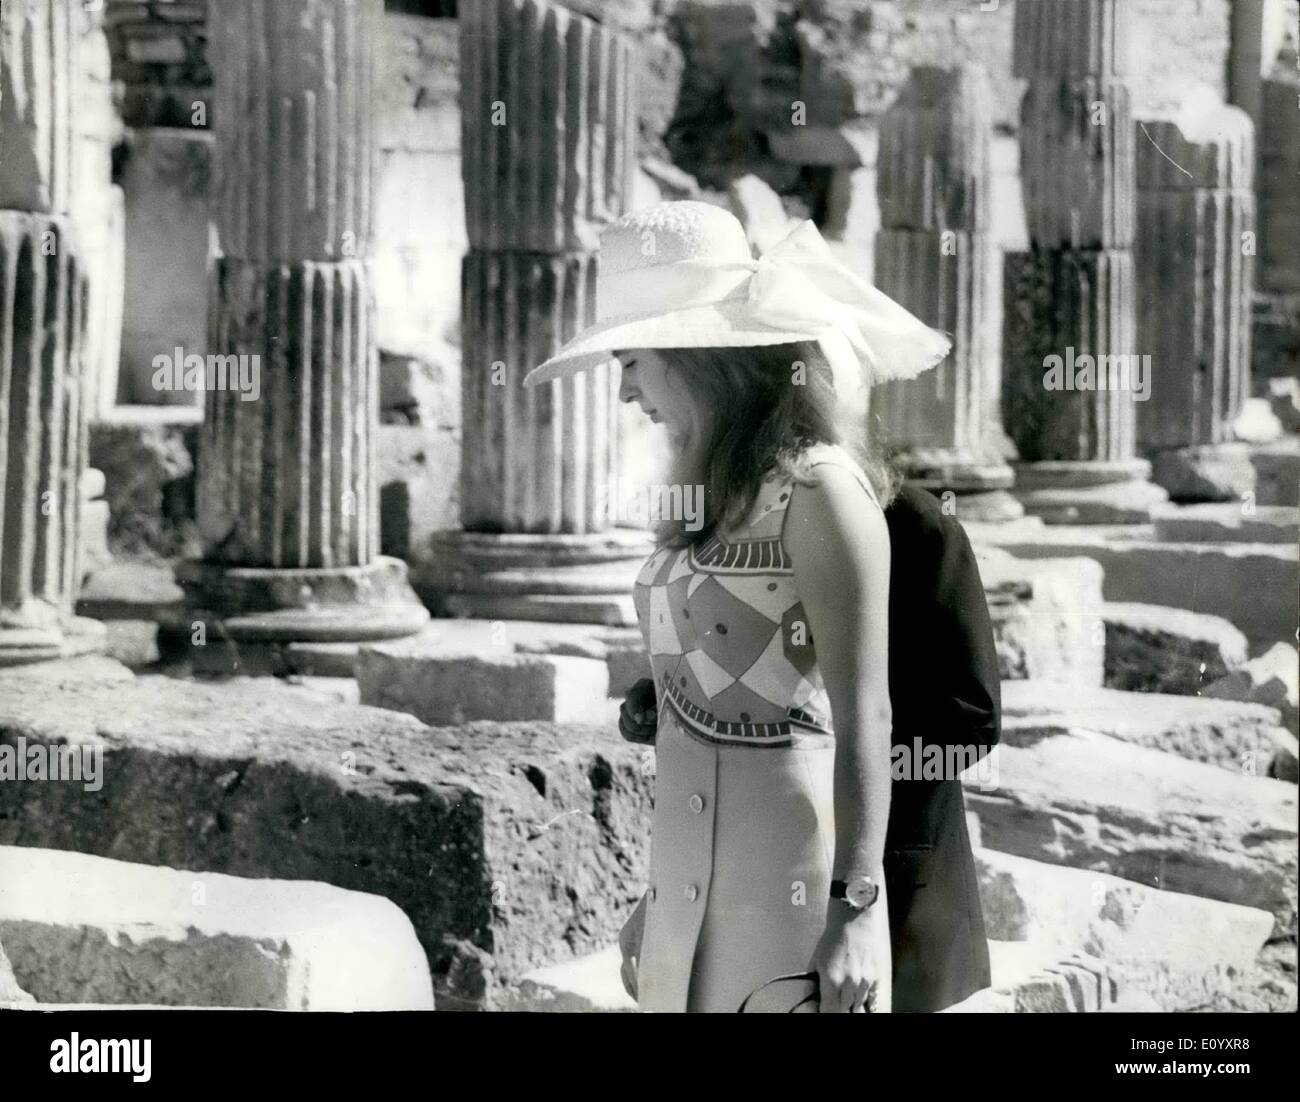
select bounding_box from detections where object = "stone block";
[1101,601,1248,695]
[118,129,211,406]
[377,422,460,561]
[100,621,162,670]
[1203,642,1299,738]
[78,185,126,420]
[1233,395,1285,444]
[976,847,1274,1011]
[1151,502,1299,544]
[1012,972,1072,1012]
[765,124,877,167]
[973,525,1299,651]
[1250,439,1300,506]
[76,561,186,624]
[88,419,197,560]
[0,934,35,1005]
[0,845,434,1010]
[375,14,459,155]
[356,640,612,725]
[80,500,113,583]
[373,147,465,354]
[1002,677,1289,775]
[1150,445,1258,503]
[962,725,1297,928]
[378,348,458,424]
[0,657,653,1009]
[1268,377,1300,434]
[976,548,1106,685]
[1269,729,1300,783]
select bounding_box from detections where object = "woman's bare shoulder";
[781,464,889,574]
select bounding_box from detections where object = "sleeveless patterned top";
[631,442,883,749]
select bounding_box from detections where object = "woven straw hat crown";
[599,201,752,278]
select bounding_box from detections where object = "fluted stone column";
[871,64,1019,522]
[1003,0,1167,522]
[0,2,103,665]
[1136,89,1256,501]
[0,0,78,214]
[424,0,648,625]
[178,0,427,674]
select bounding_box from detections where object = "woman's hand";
[810,902,892,1013]
[618,677,658,744]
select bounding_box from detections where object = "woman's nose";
[617,375,638,404]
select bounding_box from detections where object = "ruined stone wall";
[104,0,210,129]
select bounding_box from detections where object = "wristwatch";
[830,875,880,912]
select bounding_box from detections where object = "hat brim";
[520,301,824,388]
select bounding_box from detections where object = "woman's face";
[616,349,701,448]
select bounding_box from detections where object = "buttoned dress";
[631,442,884,1013]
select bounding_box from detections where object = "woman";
[522,201,951,1013]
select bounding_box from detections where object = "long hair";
[647,341,899,548]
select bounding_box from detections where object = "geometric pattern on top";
[631,443,881,748]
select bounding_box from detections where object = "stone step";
[1001,678,1291,774]
[975,548,1105,685]
[1250,438,1300,507]
[962,723,1297,928]
[0,656,653,1011]
[1151,502,1299,544]
[1203,641,1299,746]
[0,845,434,1010]
[1101,601,1248,695]
[357,630,619,725]
[967,526,1297,652]
[976,847,1274,1011]
[76,561,185,623]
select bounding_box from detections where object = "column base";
[176,556,430,676]
[417,530,656,627]
[894,449,1025,523]
[1011,459,1170,524]
[1148,443,1258,503]
[0,612,106,668]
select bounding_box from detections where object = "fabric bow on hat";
[747,220,952,389]
[520,200,951,391]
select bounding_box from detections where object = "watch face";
[846,877,877,909]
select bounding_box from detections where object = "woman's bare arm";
[785,463,893,1011]
[786,465,892,878]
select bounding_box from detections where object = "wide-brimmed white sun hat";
[520,200,951,393]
